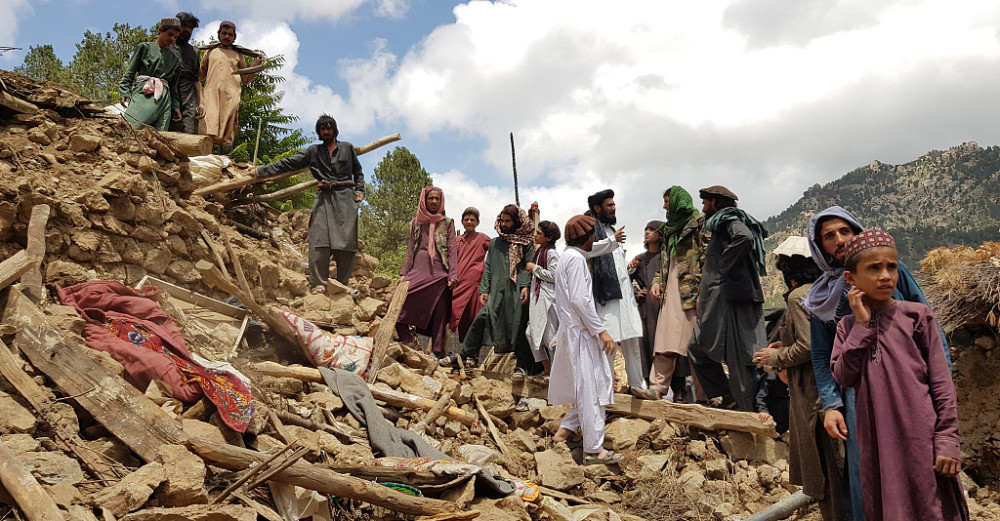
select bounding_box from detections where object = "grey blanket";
[319,367,514,496]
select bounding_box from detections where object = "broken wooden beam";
[0,338,121,482]
[0,441,65,521]
[0,91,39,114]
[4,288,188,461]
[253,361,479,426]
[159,130,212,156]
[607,393,778,438]
[367,280,409,383]
[187,437,459,516]
[0,250,34,291]
[20,203,50,302]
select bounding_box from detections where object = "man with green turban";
[636,186,708,401]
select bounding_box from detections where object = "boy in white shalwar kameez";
[549,215,623,465]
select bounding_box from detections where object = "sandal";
[512,368,526,380]
[438,354,460,367]
[582,450,624,466]
[629,386,661,401]
[463,356,478,369]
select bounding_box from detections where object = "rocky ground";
[1,69,999,520]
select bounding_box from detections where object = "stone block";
[719,431,788,464]
[155,445,209,507]
[28,452,85,486]
[92,462,166,517]
[0,391,37,434]
[534,448,584,490]
[603,417,650,451]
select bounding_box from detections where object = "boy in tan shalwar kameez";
[199,21,261,154]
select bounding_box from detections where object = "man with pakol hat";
[119,17,183,131]
[689,185,768,412]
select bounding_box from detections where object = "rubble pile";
[2,70,1000,521]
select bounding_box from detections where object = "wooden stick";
[267,408,297,446]
[537,485,590,505]
[272,409,359,444]
[5,289,188,462]
[253,361,479,426]
[0,250,34,291]
[356,133,401,155]
[0,441,65,521]
[187,437,459,516]
[211,443,297,505]
[367,281,409,383]
[195,260,306,357]
[229,179,318,206]
[0,338,120,482]
[411,391,452,435]
[199,229,230,277]
[20,203,50,302]
[244,446,311,489]
[473,394,513,459]
[0,91,39,114]
[251,118,263,166]
[221,232,255,302]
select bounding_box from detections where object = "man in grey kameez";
[255,115,364,290]
[689,185,768,412]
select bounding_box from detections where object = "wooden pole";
[0,442,66,521]
[192,133,401,198]
[0,250,34,291]
[159,130,213,156]
[606,394,778,438]
[510,132,519,207]
[187,437,459,516]
[252,362,479,426]
[252,118,263,166]
[21,203,50,302]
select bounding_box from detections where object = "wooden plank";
[473,394,514,459]
[253,361,479,426]
[367,280,409,383]
[20,203,50,302]
[606,393,778,438]
[187,437,459,516]
[0,250,33,290]
[159,130,212,156]
[0,338,120,482]
[4,289,188,461]
[0,442,65,521]
[199,229,230,276]
[222,232,254,300]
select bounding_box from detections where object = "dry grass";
[920,242,1000,331]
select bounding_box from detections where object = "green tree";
[71,23,154,102]
[14,45,74,86]
[360,147,434,275]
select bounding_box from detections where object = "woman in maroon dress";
[395,187,458,355]
[450,207,491,343]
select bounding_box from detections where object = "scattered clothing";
[280,311,373,377]
[57,281,254,432]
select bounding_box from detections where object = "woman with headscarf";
[395,187,458,356]
[444,204,534,370]
[635,186,707,402]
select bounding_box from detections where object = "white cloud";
[197,0,366,24]
[374,0,410,20]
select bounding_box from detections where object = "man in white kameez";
[582,190,646,389]
[549,215,622,465]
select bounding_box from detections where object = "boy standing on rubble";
[831,230,968,520]
[119,17,183,131]
[254,115,364,292]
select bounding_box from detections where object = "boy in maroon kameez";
[832,230,968,521]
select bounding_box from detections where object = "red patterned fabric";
[57,281,255,433]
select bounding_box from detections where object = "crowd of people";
[249,112,970,519]
[119,14,264,154]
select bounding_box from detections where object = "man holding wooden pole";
[254,115,365,293]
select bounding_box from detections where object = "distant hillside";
[761,141,1000,305]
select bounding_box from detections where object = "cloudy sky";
[4,0,1000,255]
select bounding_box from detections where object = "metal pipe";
[745,490,812,521]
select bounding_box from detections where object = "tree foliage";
[13,45,74,86]
[71,23,155,102]
[359,147,434,274]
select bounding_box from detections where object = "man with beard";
[167,12,203,134]
[254,115,364,291]
[804,205,950,521]
[689,185,768,412]
[583,190,646,388]
[445,205,535,371]
[199,20,264,154]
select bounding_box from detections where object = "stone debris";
[1,69,999,521]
